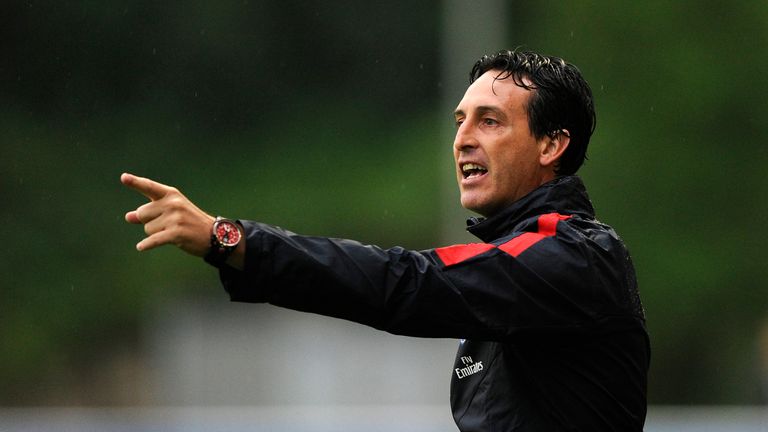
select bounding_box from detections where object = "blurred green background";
[2,0,768,407]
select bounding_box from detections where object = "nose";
[453,122,478,153]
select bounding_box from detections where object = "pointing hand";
[121,173,214,257]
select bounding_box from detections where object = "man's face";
[453,70,550,216]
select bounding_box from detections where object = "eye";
[454,118,465,128]
[482,117,499,126]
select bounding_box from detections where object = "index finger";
[120,173,173,201]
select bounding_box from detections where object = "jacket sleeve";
[218,219,624,340]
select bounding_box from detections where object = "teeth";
[462,163,487,173]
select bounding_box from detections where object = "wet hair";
[470,49,596,175]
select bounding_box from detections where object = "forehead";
[455,70,533,115]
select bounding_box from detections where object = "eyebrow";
[454,105,508,120]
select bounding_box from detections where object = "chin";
[460,198,488,216]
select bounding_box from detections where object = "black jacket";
[219,175,649,431]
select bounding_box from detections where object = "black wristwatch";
[204,217,242,267]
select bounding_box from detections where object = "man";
[123,49,649,431]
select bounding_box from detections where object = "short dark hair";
[470,50,596,175]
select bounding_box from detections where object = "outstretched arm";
[121,173,245,270]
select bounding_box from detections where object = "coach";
[123,49,649,431]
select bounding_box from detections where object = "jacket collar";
[466,175,595,242]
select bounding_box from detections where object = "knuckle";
[167,196,186,211]
[168,211,183,226]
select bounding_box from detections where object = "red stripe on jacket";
[435,213,571,267]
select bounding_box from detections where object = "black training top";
[219,175,649,431]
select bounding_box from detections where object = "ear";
[539,129,571,169]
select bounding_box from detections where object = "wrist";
[225,235,246,271]
[204,217,243,267]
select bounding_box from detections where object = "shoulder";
[489,212,610,259]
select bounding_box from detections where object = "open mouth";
[461,163,488,179]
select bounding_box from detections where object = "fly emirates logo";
[455,355,484,379]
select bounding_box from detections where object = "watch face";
[214,220,241,247]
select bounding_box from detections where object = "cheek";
[495,149,536,184]
[507,141,540,167]
[496,147,527,173]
